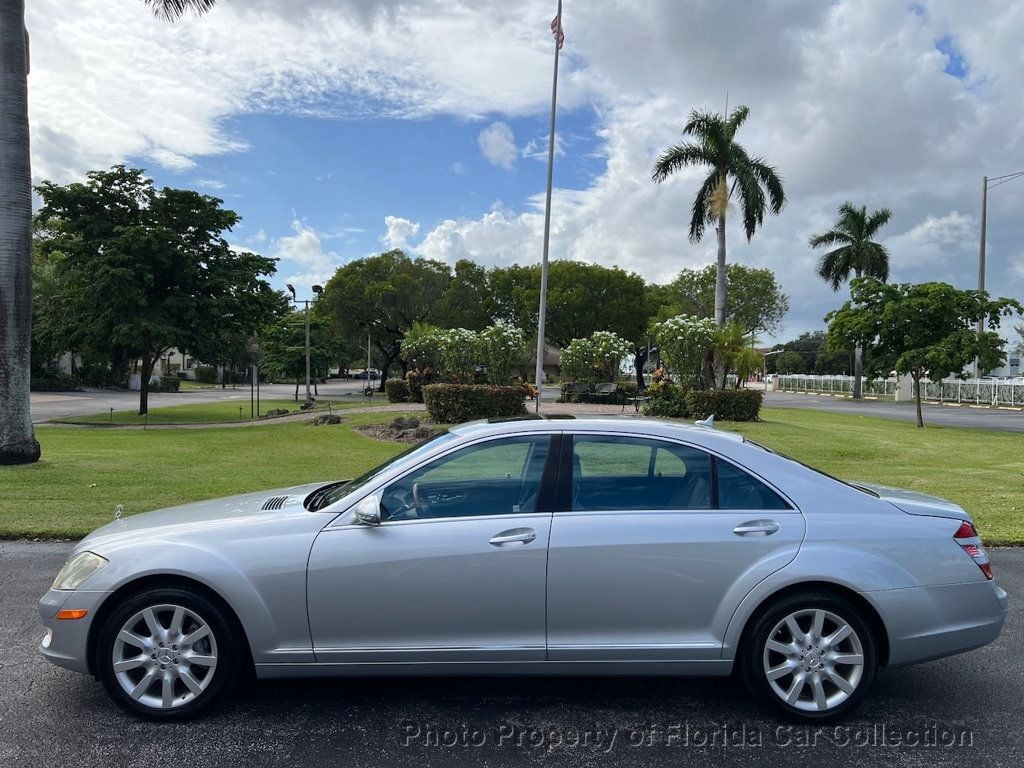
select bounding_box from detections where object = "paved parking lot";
[1,541,1019,768]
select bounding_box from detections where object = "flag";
[551,13,565,49]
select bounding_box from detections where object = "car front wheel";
[96,587,242,719]
[741,592,878,721]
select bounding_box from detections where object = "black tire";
[739,591,878,722]
[96,587,243,720]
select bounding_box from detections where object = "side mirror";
[353,494,382,526]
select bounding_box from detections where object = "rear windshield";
[742,438,880,497]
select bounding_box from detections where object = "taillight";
[954,521,993,580]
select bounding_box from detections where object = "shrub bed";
[685,389,763,421]
[31,372,81,391]
[643,383,691,418]
[385,378,410,403]
[423,383,527,423]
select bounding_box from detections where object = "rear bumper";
[867,579,1007,667]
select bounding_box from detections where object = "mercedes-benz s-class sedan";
[40,416,1006,720]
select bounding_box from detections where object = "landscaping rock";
[309,414,343,426]
[390,416,420,430]
[263,408,290,418]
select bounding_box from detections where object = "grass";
[53,398,361,425]
[1,406,1022,543]
[0,411,420,538]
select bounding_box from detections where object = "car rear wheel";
[96,587,242,719]
[740,592,878,721]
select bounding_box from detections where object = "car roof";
[449,415,746,446]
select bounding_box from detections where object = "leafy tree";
[318,250,450,389]
[652,106,785,329]
[809,202,893,398]
[664,263,789,337]
[774,350,806,375]
[34,166,278,414]
[435,260,492,331]
[258,311,341,401]
[827,279,1022,427]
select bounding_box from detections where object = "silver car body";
[40,417,1007,680]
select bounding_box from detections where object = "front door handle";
[489,527,537,547]
[733,520,779,536]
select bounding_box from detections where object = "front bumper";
[869,579,1008,667]
[38,588,111,675]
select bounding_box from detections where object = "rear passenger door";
[546,433,805,661]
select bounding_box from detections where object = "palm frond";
[748,157,786,214]
[726,105,750,134]
[807,229,851,249]
[732,165,766,241]
[864,207,893,238]
[688,173,719,243]
[816,247,854,291]
[144,0,217,21]
[651,142,716,183]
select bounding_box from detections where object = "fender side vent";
[260,495,289,511]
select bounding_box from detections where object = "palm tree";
[809,202,893,399]
[0,0,214,464]
[652,106,785,333]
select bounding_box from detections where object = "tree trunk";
[634,347,648,389]
[294,380,299,401]
[713,213,728,388]
[852,344,864,399]
[138,349,153,416]
[714,214,727,325]
[0,0,40,464]
[914,373,924,428]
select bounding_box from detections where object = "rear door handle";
[733,520,779,536]
[489,527,537,547]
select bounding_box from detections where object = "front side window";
[570,435,712,511]
[381,435,552,521]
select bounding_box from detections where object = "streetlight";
[763,349,784,391]
[975,171,1024,377]
[287,283,323,407]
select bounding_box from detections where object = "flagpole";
[534,0,562,413]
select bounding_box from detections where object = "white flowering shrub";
[401,322,444,372]
[560,331,633,382]
[479,321,528,385]
[436,327,481,383]
[652,315,717,385]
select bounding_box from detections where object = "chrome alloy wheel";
[762,608,865,713]
[112,604,219,710]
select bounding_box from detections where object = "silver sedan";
[39,416,1007,720]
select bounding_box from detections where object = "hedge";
[685,389,763,421]
[643,384,691,418]
[423,383,528,424]
[385,378,410,403]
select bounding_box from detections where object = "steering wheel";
[412,482,428,517]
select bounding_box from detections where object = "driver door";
[306,433,558,664]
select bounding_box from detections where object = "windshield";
[742,438,879,497]
[305,430,459,511]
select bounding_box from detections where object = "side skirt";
[255,659,734,679]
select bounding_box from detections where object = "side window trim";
[377,432,561,523]
[555,431,797,513]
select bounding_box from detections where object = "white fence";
[921,379,1024,406]
[775,375,897,397]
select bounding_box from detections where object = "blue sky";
[25,0,1024,342]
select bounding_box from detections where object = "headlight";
[51,551,108,591]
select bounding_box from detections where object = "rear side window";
[716,459,790,510]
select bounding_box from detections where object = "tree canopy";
[663,263,789,336]
[827,279,1022,426]
[34,165,280,413]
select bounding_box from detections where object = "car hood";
[77,481,335,551]
[852,481,972,522]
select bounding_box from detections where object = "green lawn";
[1,411,418,537]
[54,398,360,425]
[1,407,1022,543]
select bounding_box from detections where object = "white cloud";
[273,219,340,290]
[885,212,976,271]
[381,215,420,251]
[451,160,465,175]
[477,122,519,170]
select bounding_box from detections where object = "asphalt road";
[29,380,376,423]
[765,391,1024,432]
[0,541,1019,768]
